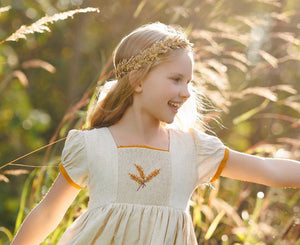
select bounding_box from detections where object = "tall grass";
[1,0,299,244]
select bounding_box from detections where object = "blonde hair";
[86,22,195,129]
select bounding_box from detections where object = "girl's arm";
[11,173,81,245]
[221,149,300,188]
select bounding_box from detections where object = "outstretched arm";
[11,173,81,245]
[221,149,300,188]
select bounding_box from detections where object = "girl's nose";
[179,84,191,99]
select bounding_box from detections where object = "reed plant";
[0,0,299,244]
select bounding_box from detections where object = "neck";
[108,106,169,148]
[119,105,162,139]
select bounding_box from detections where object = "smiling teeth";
[168,102,181,108]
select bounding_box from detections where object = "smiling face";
[132,50,194,125]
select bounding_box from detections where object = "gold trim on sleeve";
[59,163,83,189]
[210,148,229,182]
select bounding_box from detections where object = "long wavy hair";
[86,22,196,130]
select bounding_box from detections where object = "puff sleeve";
[190,128,229,185]
[59,130,88,189]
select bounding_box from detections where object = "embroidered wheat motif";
[144,169,160,182]
[134,164,145,179]
[128,164,161,191]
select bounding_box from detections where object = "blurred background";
[0,0,299,244]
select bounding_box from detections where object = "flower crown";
[115,36,193,79]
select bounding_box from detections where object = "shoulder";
[81,127,116,149]
[82,127,108,137]
[169,128,195,150]
[65,127,110,145]
[170,127,193,141]
[170,127,222,142]
[188,128,221,143]
[170,127,212,142]
[64,129,85,147]
[187,128,226,159]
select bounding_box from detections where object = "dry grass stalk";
[22,59,56,73]
[0,6,11,14]
[3,169,29,176]
[0,174,9,183]
[12,70,29,87]
[0,7,100,44]
[0,137,66,171]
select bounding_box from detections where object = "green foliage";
[0,0,299,244]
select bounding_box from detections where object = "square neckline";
[105,127,172,152]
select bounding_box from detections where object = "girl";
[12,22,300,245]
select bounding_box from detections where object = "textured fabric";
[58,127,228,245]
[189,128,229,184]
[61,130,88,188]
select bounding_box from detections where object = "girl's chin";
[162,117,175,124]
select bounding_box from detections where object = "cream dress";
[57,127,228,245]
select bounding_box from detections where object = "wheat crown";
[115,36,193,79]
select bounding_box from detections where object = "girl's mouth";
[168,101,181,113]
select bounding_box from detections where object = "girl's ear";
[129,71,143,93]
[134,83,143,93]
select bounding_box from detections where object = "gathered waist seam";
[87,202,187,212]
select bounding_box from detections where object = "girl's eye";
[172,77,181,82]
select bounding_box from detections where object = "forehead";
[152,50,194,77]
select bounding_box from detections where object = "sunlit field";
[0,0,299,244]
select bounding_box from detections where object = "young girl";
[12,22,300,245]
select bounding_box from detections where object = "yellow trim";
[59,163,83,189]
[117,145,169,152]
[210,148,229,182]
